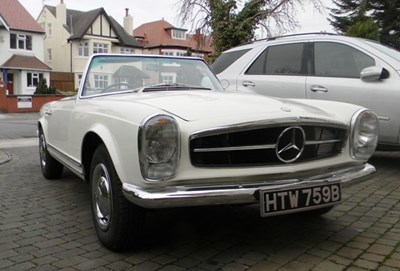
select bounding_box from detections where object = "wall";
[0,87,66,113]
[38,7,71,73]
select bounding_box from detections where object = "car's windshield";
[362,39,400,62]
[81,55,223,97]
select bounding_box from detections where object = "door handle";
[310,85,328,93]
[242,80,256,87]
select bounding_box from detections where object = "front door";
[7,74,13,95]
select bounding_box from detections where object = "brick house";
[37,1,142,90]
[0,0,51,95]
[133,19,214,60]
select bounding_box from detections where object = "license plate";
[260,182,341,217]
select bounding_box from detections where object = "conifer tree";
[330,0,400,49]
[372,0,400,49]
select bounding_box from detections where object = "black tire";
[90,144,145,251]
[38,129,63,179]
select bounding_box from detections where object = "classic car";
[38,54,378,251]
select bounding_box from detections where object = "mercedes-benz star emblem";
[275,126,306,163]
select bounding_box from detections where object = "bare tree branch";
[176,0,324,56]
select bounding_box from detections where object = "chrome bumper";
[122,163,375,209]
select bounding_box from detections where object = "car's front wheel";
[90,144,145,251]
[38,129,63,179]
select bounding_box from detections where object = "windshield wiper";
[142,83,211,92]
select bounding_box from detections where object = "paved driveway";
[0,146,399,271]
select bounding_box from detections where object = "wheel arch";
[81,132,104,182]
[81,125,127,183]
[38,120,46,137]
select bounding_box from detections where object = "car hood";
[122,91,336,122]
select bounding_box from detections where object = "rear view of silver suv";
[212,33,400,150]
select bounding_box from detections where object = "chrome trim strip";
[378,116,390,121]
[193,144,276,152]
[47,143,84,179]
[305,139,341,145]
[189,118,348,140]
[122,163,375,209]
[193,139,341,153]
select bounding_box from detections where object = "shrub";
[34,78,57,95]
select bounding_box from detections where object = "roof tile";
[0,0,44,33]
[1,55,52,71]
[133,19,213,53]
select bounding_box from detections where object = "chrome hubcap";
[92,164,112,231]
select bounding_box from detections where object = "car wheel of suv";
[90,144,145,251]
[39,129,63,179]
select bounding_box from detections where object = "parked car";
[38,54,378,251]
[212,33,400,150]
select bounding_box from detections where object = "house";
[0,0,51,95]
[37,1,142,90]
[133,19,214,60]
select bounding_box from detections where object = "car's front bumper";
[122,163,375,209]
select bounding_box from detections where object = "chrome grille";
[190,125,347,167]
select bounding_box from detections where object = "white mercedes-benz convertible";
[38,54,378,251]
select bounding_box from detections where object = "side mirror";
[360,66,389,82]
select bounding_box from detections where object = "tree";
[177,0,323,56]
[346,18,379,40]
[329,0,400,49]
[372,0,400,49]
[336,0,379,40]
[329,0,366,33]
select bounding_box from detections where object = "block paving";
[0,146,399,270]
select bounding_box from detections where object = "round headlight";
[351,109,378,160]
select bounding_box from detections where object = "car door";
[235,42,308,98]
[46,97,76,154]
[306,41,400,145]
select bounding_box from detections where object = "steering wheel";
[101,83,133,93]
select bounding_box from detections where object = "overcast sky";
[19,0,335,35]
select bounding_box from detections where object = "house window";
[162,73,176,84]
[93,42,108,54]
[78,41,89,57]
[48,48,52,61]
[27,72,43,87]
[120,48,133,54]
[172,29,186,40]
[47,23,52,36]
[10,33,32,50]
[94,74,108,88]
[162,50,186,56]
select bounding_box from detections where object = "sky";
[19,0,335,36]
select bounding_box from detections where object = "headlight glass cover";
[139,115,180,181]
[351,109,378,160]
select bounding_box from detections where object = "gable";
[86,14,117,39]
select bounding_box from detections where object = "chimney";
[123,8,133,35]
[56,0,67,25]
